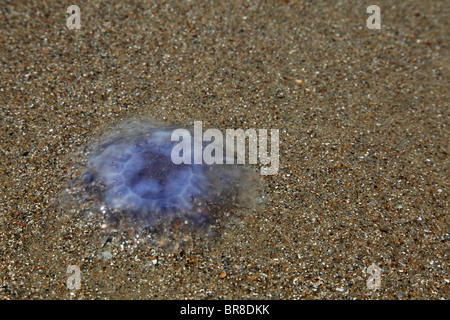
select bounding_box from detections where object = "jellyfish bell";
[62,118,265,250]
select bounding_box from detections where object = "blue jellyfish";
[75,119,264,235]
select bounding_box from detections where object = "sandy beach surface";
[0,0,448,299]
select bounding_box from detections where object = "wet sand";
[0,0,448,299]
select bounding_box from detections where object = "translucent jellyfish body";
[64,119,264,249]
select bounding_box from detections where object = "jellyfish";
[63,118,264,249]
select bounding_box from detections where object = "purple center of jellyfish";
[87,128,209,224]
